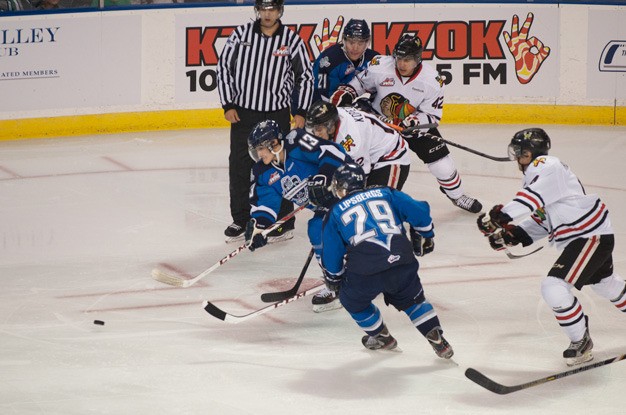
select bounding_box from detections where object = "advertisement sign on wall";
[0,15,142,113]
[587,9,626,100]
[175,5,560,106]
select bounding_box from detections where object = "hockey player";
[320,162,454,357]
[477,128,626,366]
[305,100,411,190]
[245,119,351,312]
[330,34,482,214]
[312,18,379,102]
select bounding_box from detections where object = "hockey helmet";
[393,33,423,66]
[248,120,283,162]
[331,162,366,198]
[305,100,339,136]
[508,128,551,160]
[343,19,370,42]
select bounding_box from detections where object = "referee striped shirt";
[217,20,314,116]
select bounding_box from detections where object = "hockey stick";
[203,282,325,324]
[261,247,315,302]
[504,246,544,259]
[151,203,308,288]
[465,353,626,395]
[423,133,511,162]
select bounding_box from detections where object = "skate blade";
[312,301,343,313]
[224,235,245,243]
[267,230,294,244]
[566,351,593,367]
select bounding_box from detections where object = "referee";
[217,0,313,243]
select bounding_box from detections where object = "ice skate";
[426,328,454,359]
[266,222,294,244]
[224,222,245,243]
[440,186,482,213]
[361,326,398,350]
[563,316,593,366]
[311,286,342,313]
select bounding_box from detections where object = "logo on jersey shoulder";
[340,135,355,152]
[285,130,298,145]
[436,75,445,87]
[387,254,401,264]
[379,77,395,87]
[273,46,290,57]
[370,56,380,65]
[319,56,330,68]
[532,157,546,167]
[268,171,280,185]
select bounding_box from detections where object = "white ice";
[1,124,625,414]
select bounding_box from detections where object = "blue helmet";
[331,162,366,198]
[248,120,283,162]
[343,19,370,42]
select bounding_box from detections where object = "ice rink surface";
[1,124,625,414]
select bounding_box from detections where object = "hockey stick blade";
[465,353,626,394]
[505,246,544,259]
[203,283,325,324]
[424,133,511,162]
[152,204,307,288]
[260,248,314,303]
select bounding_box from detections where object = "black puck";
[93,320,105,326]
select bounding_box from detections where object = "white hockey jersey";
[333,107,411,174]
[347,55,445,126]
[502,155,612,250]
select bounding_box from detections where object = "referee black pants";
[228,106,294,227]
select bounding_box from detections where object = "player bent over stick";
[477,128,626,366]
[245,120,351,312]
[319,162,453,357]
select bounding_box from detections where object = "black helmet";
[393,34,423,66]
[255,0,284,13]
[343,19,370,42]
[305,100,339,134]
[508,128,551,160]
[331,162,366,198]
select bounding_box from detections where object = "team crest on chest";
[319,56,330,68]
[273,46,290,57]
[379,77,395,87]
[340,135,355,152]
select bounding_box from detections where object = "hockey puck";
[93,320,105,326]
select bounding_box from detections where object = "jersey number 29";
[341,200,401,245]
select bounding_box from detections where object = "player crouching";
[318,162,453,357]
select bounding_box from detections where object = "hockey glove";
[244,219,268,252]
[410,228,435,257]
[400,113,422,129]
[330,85,357,107]
[487,225,533,251]
[323,270,342,294]
[307,175,334,208]
[477,205,513,236]
[352,95,377,114]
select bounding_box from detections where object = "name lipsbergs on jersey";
[337,189,384,212]
[182,15,551,93]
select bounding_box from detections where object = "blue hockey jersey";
[313,43,379,102]
[322,187,434,277]
[250,128,350,228]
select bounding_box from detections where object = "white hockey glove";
[400,113,422,129]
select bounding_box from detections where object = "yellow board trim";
[0,104,622,141]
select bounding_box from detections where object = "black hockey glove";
[330,84,357,107]
[477,204,513,236]
[487,225,533,251]
[307,175,334,208]
[323,270,342,294]
[410,228,435,257]
[244,219,268,252]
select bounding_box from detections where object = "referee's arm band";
[222,103,236,112]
